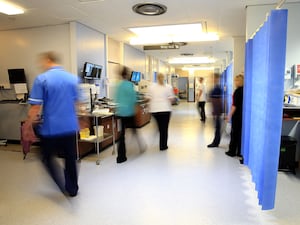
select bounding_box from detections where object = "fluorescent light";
[130,23,202,36]
[129,23,219,45]
[169,57,216,64]
[182,66,214,71]
[0,1,24,15]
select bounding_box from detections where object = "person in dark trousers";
[207,73,223,148]
[147,73,175,151]
[225,74,244,159]
[114,66,145,163]
[27,51,80,197]
[196,77,207,122]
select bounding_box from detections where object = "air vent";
[132,3,167,16]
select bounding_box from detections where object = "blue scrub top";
[28,66,79,136]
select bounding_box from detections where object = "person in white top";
[147,73,175,150]
[196,77,207,122]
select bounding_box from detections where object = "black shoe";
[239,158,244,164]
[160,146,168,151]
[67,191,78,197]
[64,188,78,197]
[225,151,236,157]
[116,157,127,163]
[207,143,218,148]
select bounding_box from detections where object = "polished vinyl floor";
[1,101,300,225]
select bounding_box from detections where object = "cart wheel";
[96,160,100,165]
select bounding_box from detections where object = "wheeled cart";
[77,112,116,165]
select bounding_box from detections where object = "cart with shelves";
[77,112,116,165]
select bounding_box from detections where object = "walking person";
[196,77,207,122]
[225,74,244,158]
[27,51,80,197]
[207,73,223,148]
[147,73,175,150]
[114,66,144,163]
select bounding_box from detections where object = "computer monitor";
[135,72,141,82]
[83,62,94,79]
[93,64,102,79]
[130,71,137,82]
[131,71,141,83]
[83,62,102,79]
[91,67,98,78]
[8,68,27,83]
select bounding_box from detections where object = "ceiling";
[0,0,292,70]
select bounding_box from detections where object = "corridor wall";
[242,9,288,210]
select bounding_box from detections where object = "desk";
[135,100,151,127]
[0,102,29,141]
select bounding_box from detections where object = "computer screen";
[135,72,141,82]
[83,62,94,79]
[93,64,102,79]
[83,62,102,79]
[131,71,141,83]
[8,68,27,83]
[131,71,137,82]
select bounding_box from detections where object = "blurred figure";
[207,73,223,148]
[196,77,207,122]
[114,66,144,163]
[147,73,175,150]
[27,51,80,197]
[225,74,244,158]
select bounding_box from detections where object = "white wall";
[72,22,106,97]
[123,44,146,74]
[246,2,300,68]
[0,22,108,99]
[107,37,123,98]
[73,22,106,77]
[0,22,108,140]
[233,36,245,76]
[0,24,71,91]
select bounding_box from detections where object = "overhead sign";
[143,44,180,50]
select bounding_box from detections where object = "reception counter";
[0,101,29,141]
[135,99,151,127]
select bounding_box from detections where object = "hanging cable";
[276,0,286,9]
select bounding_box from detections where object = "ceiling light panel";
[168,57,216,64]
[129,23,219,45]
[182,66,214,71]
[0,1,24,15]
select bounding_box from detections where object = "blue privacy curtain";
[225,63,233,116]
[242,9,288,210]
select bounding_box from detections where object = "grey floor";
[1,102,300,225]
